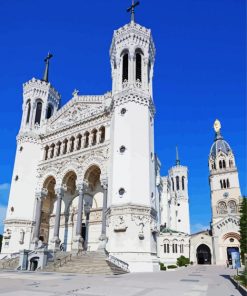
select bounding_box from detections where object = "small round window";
[119,188,125,196]
[120,146,126,153]
[178,219,181,222]
[230,238,234,242]
[121,108,127,115]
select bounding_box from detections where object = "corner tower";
[168,148,190,234]
[209,120,241,224]
[2,55,60,253]
[107,8,158,272]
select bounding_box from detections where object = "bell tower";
[2,55,61,254]
[168,147,190,234]
[209,120,241,224]
[107,3,159,272]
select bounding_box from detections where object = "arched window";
[176,176,180,190]
[35,101,42,125]
[223,160,226,168]
[180,244,184,253]
[228,201,237,213]
[84,132,89,148]
[50,144,55,158]
[220,180,223,189]
[26,101,31,124]
[46,104,53,119]
[182,176,185,190]
[56,142,61,157]
[227,179,230,188]
[99,126,105,143]
[69,137,75,152]
[219,160,222,169]
[76,134,82,150]
[136,52,142,82]
[172,243,178,253]
[223,180,226,189]
[229,160,233,167]
[163,240,170,253]
[218,201,227,215]
[63,139,68,154]
[91,129,97,146]
[122,53,129,82]
[148,60,151,83]
[44,146,49,160]
[171,178,174,191]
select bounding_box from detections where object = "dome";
[210,136,232,159]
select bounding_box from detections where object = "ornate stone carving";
[114,216,128,232]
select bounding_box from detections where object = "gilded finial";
[214,119,221,133]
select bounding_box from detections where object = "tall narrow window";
[26,101,31,124]
[46,104,53,119]
[223,160,226,168]
[227,179,230,188]
[176,176,180,190]
[136,52,142,82]
[220,180,223,189]
[219,160,222,169]
[171,178,174,191]
[35,102,42,125]
[182,176,185,190]
[223,180,226,189]
[122,53,129,82]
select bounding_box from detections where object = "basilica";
[1,7,243,272]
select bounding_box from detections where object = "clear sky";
[0,0,246,234]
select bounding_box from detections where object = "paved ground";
[0,265,243,296]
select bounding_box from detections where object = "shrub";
[177,256,190,267]
[159,262,166,271]
[167,265,177,269]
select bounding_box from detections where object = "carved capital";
[76,180,89,194]
[35,188,48,200]
[55,184,67,197]
[100,178,108,190]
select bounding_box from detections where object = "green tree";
[239,197,247,263]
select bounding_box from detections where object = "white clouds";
[191,223,209,233]
[0,183,10,191]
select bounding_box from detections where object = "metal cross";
[127,0,140,22]
[43,52,53,82]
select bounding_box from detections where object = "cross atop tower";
[42,52,53,83]
[127,0,140,23]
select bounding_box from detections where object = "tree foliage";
[239,197,247,263]
[177,255,190,267]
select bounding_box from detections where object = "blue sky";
[0,0,246,234]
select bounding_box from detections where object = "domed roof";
[210,120,232,159]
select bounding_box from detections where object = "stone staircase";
[44,251,128,275]
[0,256,19,270]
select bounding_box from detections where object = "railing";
[105,250,129,272]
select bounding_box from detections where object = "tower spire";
[127,0,140,23]
[176,146,180,166]
[42,53,53,82]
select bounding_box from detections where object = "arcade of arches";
[33,165,108,251]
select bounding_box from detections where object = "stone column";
[98,179,108,251]
[32,188,48,248]
[84,204,91,251]
[51,185,66,250]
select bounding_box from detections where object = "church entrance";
[196,244,211,264]
[227,247,239,265]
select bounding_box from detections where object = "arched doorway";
[83,165,103,251]
[62,171,77,251]
[40,176,56,245]
[196,244,212,264]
